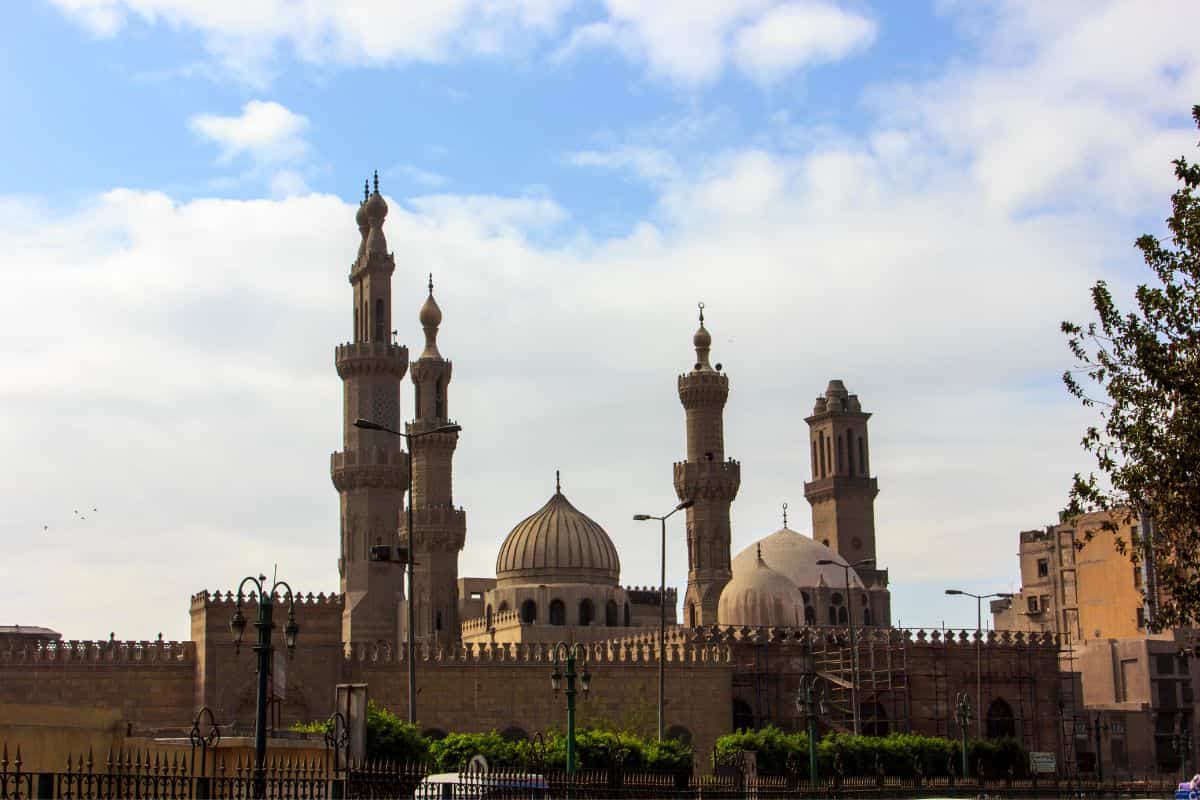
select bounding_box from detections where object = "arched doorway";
[732,699,755,732]
[549,598,566,625]
[986,698,1016,738]
[520,599,536,623]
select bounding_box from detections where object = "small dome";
[365,190,388,220]
[731,528,864,591]
[718,549,800,627]
[496,483,620,587]
[693,324,711,350]
[420,292,442,329]
[355,201,368,230]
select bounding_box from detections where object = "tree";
[1063,104,1200,631]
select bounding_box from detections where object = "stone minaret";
[401,276,466,645]
[332,175,410,644]
[804,380,890,607]
[673,305,741,626]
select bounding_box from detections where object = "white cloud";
[733,2,877,84]
[556,0,877,85]
[568,146,679,183]
[51,0,574,83]
[190,100,309,165]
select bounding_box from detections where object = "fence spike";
[1,742,8,772]
[15,745,22,771]
[87,746,94,773]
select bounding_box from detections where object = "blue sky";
[1,0,1197,640]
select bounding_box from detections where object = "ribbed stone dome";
[495,485,620,586]
[731,528,864,590]
[718,549,801,627]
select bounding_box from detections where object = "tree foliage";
[1063,105,1200,630]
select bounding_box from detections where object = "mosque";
[0,179,1062,767]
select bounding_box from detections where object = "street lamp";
[551,642,591,776]
[633,498,693,741]
[944,589,1013,739]
[230,573,299,799]
[815,556,874,735]
[954,692,972,779]
[1092,714,1108,782]
[796,675,825,786]
[353,417,463,725]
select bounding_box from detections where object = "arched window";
[499,601,509,613]
[811,441,818,477]
[549,599,566,626]
[354,307,360,343]
[838,607,848,624]
[605,600,618,627]
[520,599,536,623]
[847,432,855,475]
[986,698,1017,739]
[801,591,810,605]
[858,436,866,475]
[485,605,493,628]
[362,300,368,340]
[804,606,816,625]
[435,378,445,418]
[579,598,595,626]
[732,699,755,732]
[828,606,837,625]
[818,432,826,477]
[689,604,698,627]
[837,433,845,473]
[624,603,631,626]
[374,299,385,343]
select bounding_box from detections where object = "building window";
[818,432,826,477]
[520,599,536,623]
[811,441,818,477]
[485,605,493,628]
[804,606,815,625]
[605,600,618,626]
[435,379,445,418]
[837,433,845,473]
[470,591,483,601]
[499,601,509,612]
[375,299,385,343]
[354,307,360,342]
[1136,607,1146,629]
[550,599,566,626]
[625,603,631,626]
[1037,559,1049,577]
[579,598,595,626]
[986,699,1017,739]
[847,432,855,475]
[435,610,443,631]
[863,607,872,625]
[857,436,865,475]
[1028,596,1040,613]
[1157,680,1177,709]
[1157,654,1176,675]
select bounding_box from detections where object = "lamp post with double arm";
[944,589,1013,739]
[229,574,299,799]
[815,556,875,735]
[550,642,592,776]
[353,417,462,725]
[633,498,693,741]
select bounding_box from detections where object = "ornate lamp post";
[815,556,874,735]
[229,573,299,799]
[633,498,693,741]
[796,675,824,786]
[944,588,1013,738]
[954,692,972,780]
[550,642,592,776]
[354,417,462,725]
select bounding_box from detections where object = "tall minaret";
[804,380,888,598]
[332,175,410,644]
[401,275,466,645]
[673,304,741,626]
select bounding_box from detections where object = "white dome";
[717,550,801,627]
[731,528,864,591]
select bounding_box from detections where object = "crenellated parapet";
[342,638,732,666]
[0,638,195,664]
[334,342,409,379]
[663,624,1060,650]
[190,590,344,609]
[404,421,460,448]
[623,586,678,605]
[673,459,740,500]
[403,505,467,552]
[677,370,729,407]
[410,358,452,385]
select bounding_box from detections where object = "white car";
[413,772,548,799]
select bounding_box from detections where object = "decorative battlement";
[410,359,453,381]
[672,459,741,499]
[624,586,678,606]
[401,506,467,552]
[676,372,729,407]
[334,342,409,379]
[803,475,878,502]
[189,590,344,609]
[342,638,732,666]
[660,624,1060,650]
[0,639,195,665]
[330,448,408,491]
[460,609,521,636]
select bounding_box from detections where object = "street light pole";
[954,692,971,779]
[354,417,462,725]
[229,574,299,800]
[551,642,592,776]
[816,556,874,735]
[945,589,1013,740]
[633,498,693,741]
[796,675,822,786]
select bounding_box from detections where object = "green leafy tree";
[1062,105,1200,630]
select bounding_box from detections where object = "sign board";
[1030,752,1056,774]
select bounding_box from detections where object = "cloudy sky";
[1,1,1196,641]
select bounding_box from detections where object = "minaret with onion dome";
[674,303,741,626]
[332,173,410,644]
[402,274,466,645]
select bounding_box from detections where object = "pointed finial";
[698,301,705,326]
[363,179,369,203]
[782,502,788,528]
[373,170,379,194]
[428,272,434,294]
[555,470,561,494]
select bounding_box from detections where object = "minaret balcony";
[335,342,409,379]
[400,506,467,552]
[673,459,741,500]
[803,475,879,502]
[331,448,408,491]
[677,372,729,407]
